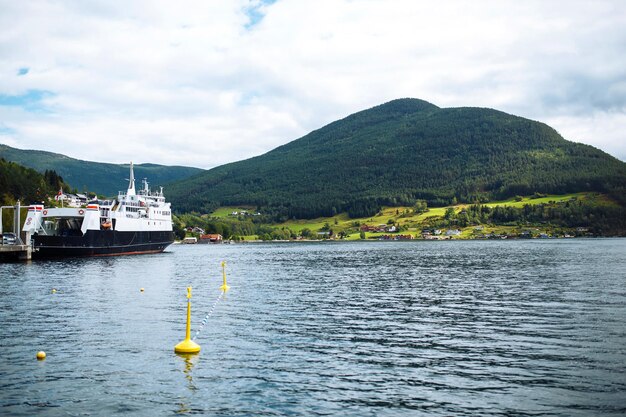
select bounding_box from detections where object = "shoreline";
[174,235,624,244]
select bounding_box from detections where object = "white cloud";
[0,0,625,167]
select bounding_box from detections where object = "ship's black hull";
[32,230,174,258]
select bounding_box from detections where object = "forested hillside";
[0,144,203,197]
[0,158,67,206]
[168,98,626,219]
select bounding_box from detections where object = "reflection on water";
[176,353,198,414]
[179,353,198,391]
[1,240,625,416]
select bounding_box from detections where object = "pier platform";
[0,244,32,261]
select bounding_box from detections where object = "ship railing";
[139,191,162,198]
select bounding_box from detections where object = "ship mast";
[127,161,136,196]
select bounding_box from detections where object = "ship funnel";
[127,161,136,196]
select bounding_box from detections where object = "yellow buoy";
[36,351,46,360]
[51,289,57,294]
[140,288,145,292]
[219,261,230,292]
[174,287,201,354]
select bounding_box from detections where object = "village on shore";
[177,223,593,244]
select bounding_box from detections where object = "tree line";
[0,159,69,206]
[420,198,626,236]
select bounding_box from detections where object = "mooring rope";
[192,290,225,341]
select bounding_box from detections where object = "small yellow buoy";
[219,261,230,292]
[36,351,46,360]
[174,287,201,354]
[51,289,57,294]
[140,288,144,292]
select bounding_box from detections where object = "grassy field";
[208,192,608,240]
[484,193,580,208]
[209,206,257,218]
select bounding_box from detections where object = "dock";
[0,244,32,261]
[1,201,32,261]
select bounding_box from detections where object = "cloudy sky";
[1,0,625,168]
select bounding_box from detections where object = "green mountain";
[0,158,67,206]
[167,98,626,219]
[0,144,203,197]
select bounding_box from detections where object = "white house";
[55,192,82,207]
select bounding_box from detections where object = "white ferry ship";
[22,163,174,257]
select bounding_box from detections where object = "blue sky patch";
[239,90,261,106]
[244,0,277,29]
[0,89,55,112]
[17,67,29,76]
[0,124,16,135]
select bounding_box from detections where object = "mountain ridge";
[166,98,626,219]
[0,144,203,196]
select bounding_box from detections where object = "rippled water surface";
[1,239,625,416]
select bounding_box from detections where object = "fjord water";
[1,240,625,416]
